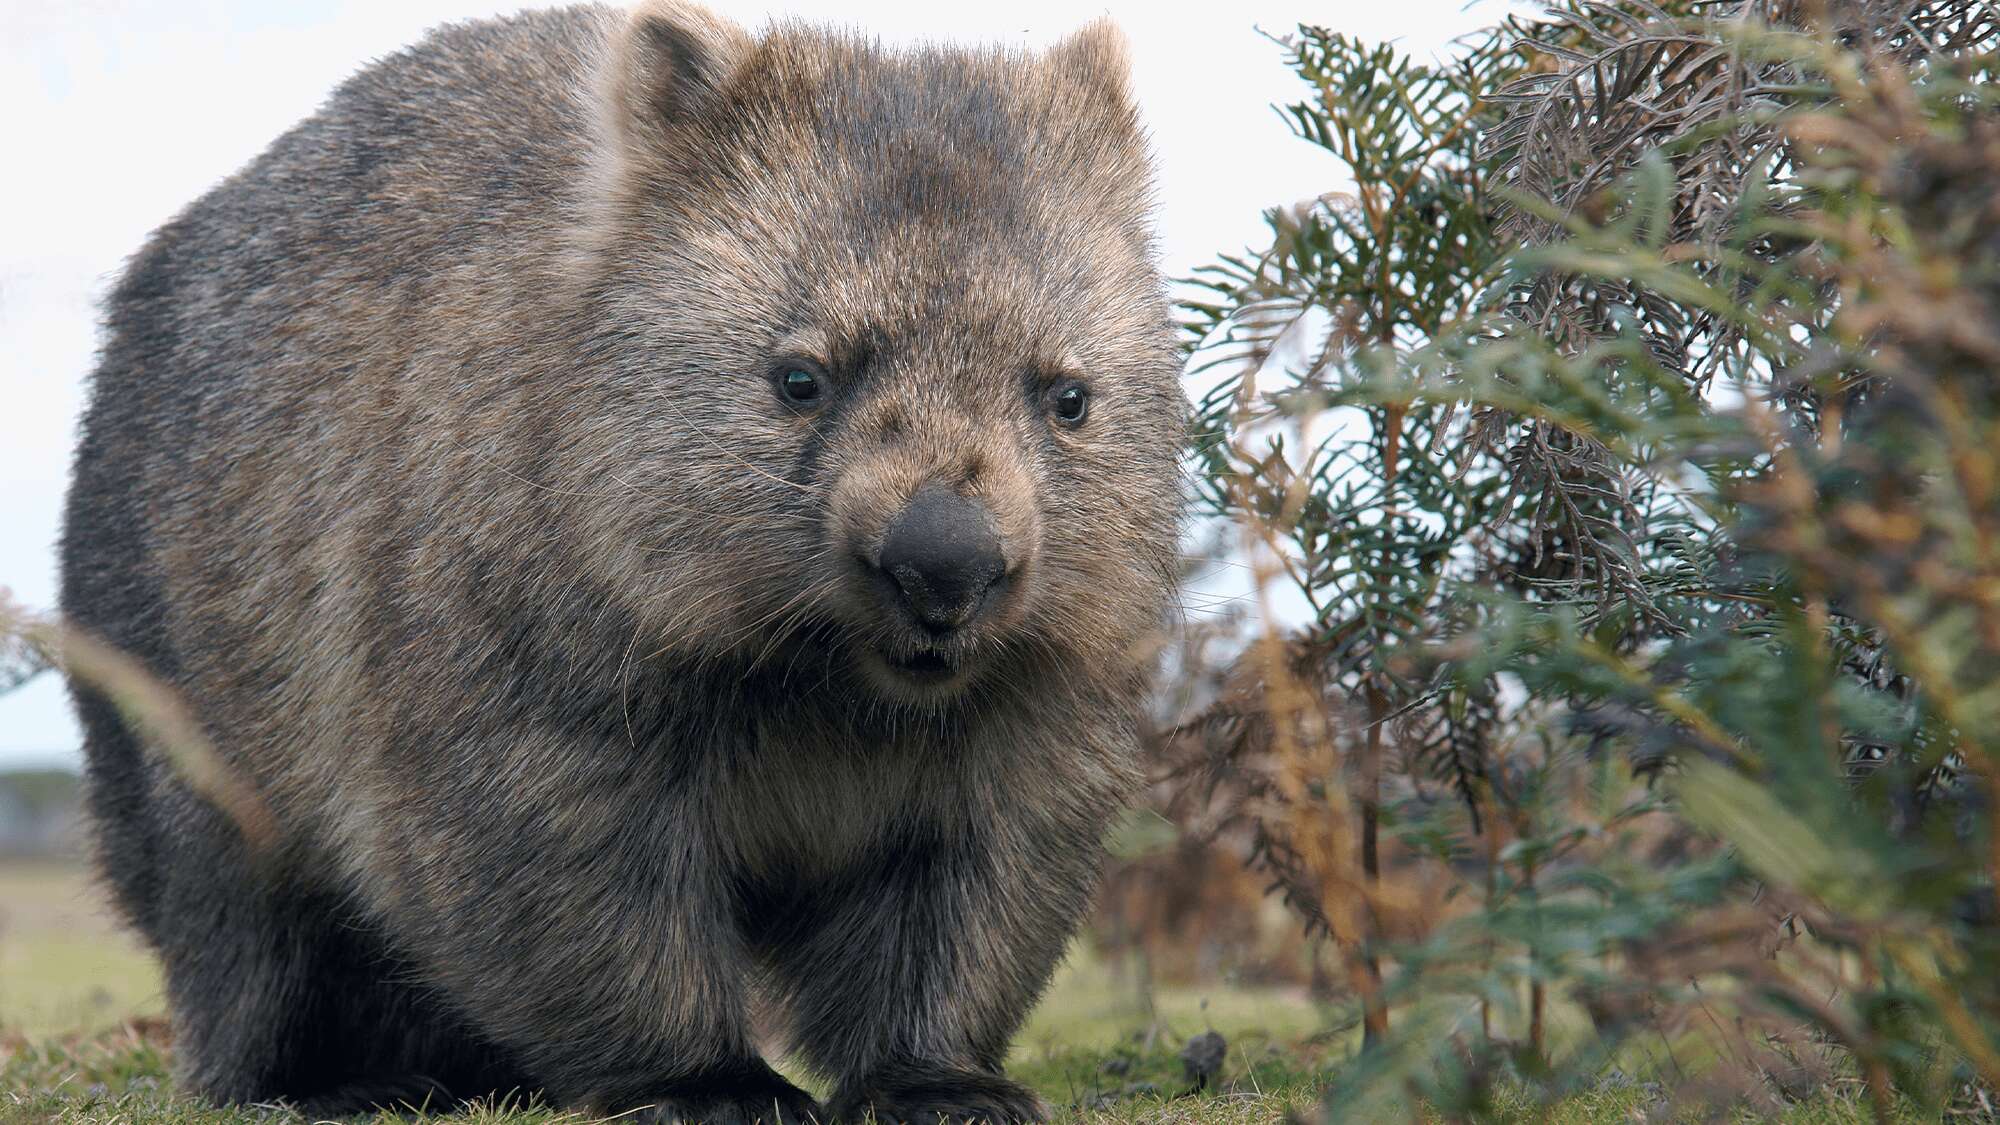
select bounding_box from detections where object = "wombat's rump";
[59,2,1183,1120]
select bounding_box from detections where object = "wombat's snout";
[873,485,1009,636]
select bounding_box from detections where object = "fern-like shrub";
[1171,1,2000,1117]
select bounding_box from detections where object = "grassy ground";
[0,861,1942,1123]
[0,1020,1943,1125]
[0,860,1340,1123]
[0,859,163,1037]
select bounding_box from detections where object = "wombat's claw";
[636,1091,825,1125]
[631,1065,825,1124]
[833,1067,1045,1124]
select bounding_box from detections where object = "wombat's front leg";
[770,818,1105,1124]
[352,765,821,1122]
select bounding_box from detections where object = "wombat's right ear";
[601,1,751,151]
[1049,19,1137,105]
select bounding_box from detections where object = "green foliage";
[1175,1,2000,1119]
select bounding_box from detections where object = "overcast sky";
[0,0,1528,767]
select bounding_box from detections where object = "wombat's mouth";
[881,647,959,686]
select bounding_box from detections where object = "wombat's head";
[571,1,1183,706]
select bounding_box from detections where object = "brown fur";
[59,4,1183,1121]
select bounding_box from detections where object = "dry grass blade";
[0,593,274,849]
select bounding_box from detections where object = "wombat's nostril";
[876,485,1008,635]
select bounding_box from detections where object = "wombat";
[58,2,1182,1121]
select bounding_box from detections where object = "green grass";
[0,861,1953,1123]
[0,1020,1942,1124]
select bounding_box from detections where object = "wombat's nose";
[876,486,1007,635]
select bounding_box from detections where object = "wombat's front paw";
[631,1060,824,1123]
[832,1065,1044,1124]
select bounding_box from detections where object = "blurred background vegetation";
[8,0,2000,1121]
[1146,0,2000,1118]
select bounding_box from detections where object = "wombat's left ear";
[602,0,752,153]
[1049,18,1136,103]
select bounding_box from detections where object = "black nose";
[876,486,1008,635]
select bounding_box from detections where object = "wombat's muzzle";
[873,485,1009,637]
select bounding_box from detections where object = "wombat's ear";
[602,0,751,150]
[1048,18,1136,104]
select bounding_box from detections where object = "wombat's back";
[60,4,613,930]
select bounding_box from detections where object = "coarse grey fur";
[58,2,1183,1121]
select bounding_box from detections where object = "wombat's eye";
[778,367,823,406]
[1050,380,1091,426]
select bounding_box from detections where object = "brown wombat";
[57,2,1182,1121]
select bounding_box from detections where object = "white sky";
[0,0,1527,767]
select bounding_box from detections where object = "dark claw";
[833,1065,1044,1124]
[628,1060,825,1124]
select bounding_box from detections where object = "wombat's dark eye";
[1050,381,1090,426]
[779,367,822,405]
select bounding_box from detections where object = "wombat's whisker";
[726,575,839,663]
[599,465,822,522]
[462,442,816,525]
[658,396,813,496]
[740,596,832,676]
[617,620,646,750]
[634,564,822,667]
